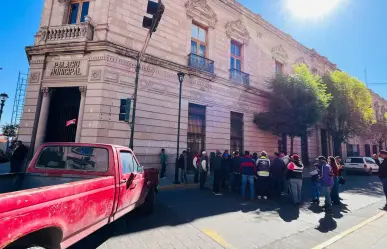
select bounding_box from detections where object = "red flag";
[66,119,77,127]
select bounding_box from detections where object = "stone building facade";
[20,0,386,172]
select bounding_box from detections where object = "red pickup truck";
[0,142,159,249]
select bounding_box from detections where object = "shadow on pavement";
[316,213,337,233]
[69,175,382,248]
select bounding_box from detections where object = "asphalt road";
[69,174,387,249]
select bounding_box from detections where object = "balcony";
[188,53,214,74]
[229,69,250,86]
[36,22,94,45]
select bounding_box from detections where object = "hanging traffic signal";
[119,98,131,122]
[142,0,165,32]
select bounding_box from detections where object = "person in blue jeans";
[319,156,334,212]
[240,151,256,200]
[310,163,321,204]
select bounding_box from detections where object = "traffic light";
[119,98,131,122]
[142,0,165,32]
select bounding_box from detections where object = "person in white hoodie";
[199,151,209,190]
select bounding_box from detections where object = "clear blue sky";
[0,0,386,126]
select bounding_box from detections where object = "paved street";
[70,174,387,249]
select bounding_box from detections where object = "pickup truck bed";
[0,173,98,195]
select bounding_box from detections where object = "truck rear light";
[364,164,367,168]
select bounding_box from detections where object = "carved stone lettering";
[46,60,88,77]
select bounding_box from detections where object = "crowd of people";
[159,148,372,212]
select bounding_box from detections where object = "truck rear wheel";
[140,188,155,215]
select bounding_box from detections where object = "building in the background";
[19,0,386,172]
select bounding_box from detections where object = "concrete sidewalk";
[323,211,387,249]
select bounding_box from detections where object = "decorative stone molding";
[295,57,306,66]
[225,20,250,45]
[90,70,102,81]
[58,0,71,5]
[105,71,119,83]
[185,0,218,28]
[257,32,263,38]
[37,22,94,45]
[79,86,87,96]
[271,45,289,64]
[40,87,52,97]
[29,72,40,83]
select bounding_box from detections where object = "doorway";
[45,87,80,142]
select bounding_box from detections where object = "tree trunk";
[333,136,342,157]
[301,134,309,165]
[290,136,294,155]
[281,133,287,153]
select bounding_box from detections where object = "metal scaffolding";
[11,72,28,125]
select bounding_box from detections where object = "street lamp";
[0,93,8,121]
[173,72,185,184]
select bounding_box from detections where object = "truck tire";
[140,188,155,215]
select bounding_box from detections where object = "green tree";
[2,124,19,138]
[323,71,374,156]
[254,64,331,159]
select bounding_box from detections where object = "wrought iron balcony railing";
[188,53,215,74]
[229,68,250,86]
[36,22,94,45]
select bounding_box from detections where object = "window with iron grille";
[230,112,243,154]
[187,104,206,166]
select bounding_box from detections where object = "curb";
[158,183,199,191]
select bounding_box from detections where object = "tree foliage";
[2,124,19,138]
[254,64,331,153]
[323,71,374,155]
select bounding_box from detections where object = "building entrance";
[45,87,80,142]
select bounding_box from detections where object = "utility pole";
[364,69,368,87]
[126,0,165,150]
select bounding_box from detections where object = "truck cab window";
[36,146,108,172]
[120,152,135,174]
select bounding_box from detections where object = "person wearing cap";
[286,154,304,205]
[256,151,271,199]
[270,152,286,198]
[240,151,256,200]
[373,151,387,210]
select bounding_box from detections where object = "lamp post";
[0,93,8,121]
[173,72,185,184]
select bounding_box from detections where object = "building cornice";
[25,40,270,98]
[217,0,336,70]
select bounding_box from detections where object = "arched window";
[68,0,90,24]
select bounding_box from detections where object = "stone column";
[34,87,51,152]
[75,86,87,142]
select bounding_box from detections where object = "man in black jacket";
[230,151,241,192]
[374,151,387,210]
[270,152,286,198]
[10,141,28,173]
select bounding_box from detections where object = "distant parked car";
[344,157,379,175]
